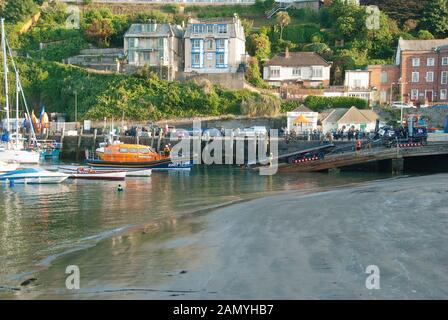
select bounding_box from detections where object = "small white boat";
[0,147,40,164]
[0,161,18,173]
[85,166,152,177]
[0,168,68,184]
[58,166,126,180]
[122,169,152,177]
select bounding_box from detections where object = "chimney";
[285,47,290,58]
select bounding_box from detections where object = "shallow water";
[0,165,392,298]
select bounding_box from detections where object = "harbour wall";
[53,133,339,161]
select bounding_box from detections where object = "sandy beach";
[3,173,448,299]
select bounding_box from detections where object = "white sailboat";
[0,18,40,164]
[0,160,18,173]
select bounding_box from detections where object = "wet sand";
[152,174,448,299]
[5,173,448,299]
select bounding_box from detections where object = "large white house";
[343,70,372,101]
[263,50,332,87]
[124,22,183,80]
[183,15,246,74]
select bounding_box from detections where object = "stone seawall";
[55,134,331,161]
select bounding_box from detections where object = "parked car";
[432,104,448,109]
[391,102,416,109]
[243,126,268,138]
[202,128,222,139]
[186,128,202,137]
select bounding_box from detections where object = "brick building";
[367,64,399,105]
[369,38,448,105]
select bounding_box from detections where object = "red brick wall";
[401,50,448,103]
[368,65,399,104]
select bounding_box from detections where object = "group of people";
[332,126,368,141]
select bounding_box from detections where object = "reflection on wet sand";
[0,166,392,299]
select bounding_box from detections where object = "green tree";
[84,18,114,47]
[421,0,448,37]
[248,33,271,61]
[417,30,434,40]
[275,11,290,40]
[3,0,39,23]
[245,57,266,88]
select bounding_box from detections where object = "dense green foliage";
[1,0,39,23]
[17,59,275,121]
[2,0,444,119]
[304,96,368,112]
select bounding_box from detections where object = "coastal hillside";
[361,0,430,23]
[0,0,445,120]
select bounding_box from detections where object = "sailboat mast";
[1,18,10,133]
[15,72,19,147]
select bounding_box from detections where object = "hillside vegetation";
[0,0,446,119]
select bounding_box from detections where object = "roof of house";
[338,107,374,124]
[265,52,331,67]
[398,38,448,52]
[292,105,313,112]
[124,23,184,38]
[321,108,348,123]
[321,107,380,124]
[183,17,245,40]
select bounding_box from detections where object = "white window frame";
[426,71,434,82]
[292,67,301,76]
[442,57,448,66]
[442,71,448,84]
[380,71,388,84]
[441,89,447,100]
[270,67,280,78]
[192,53,201,66]
[427,58,435,66]
[412,58,420,67]
[217,24,227,34]
[128,51,135,63]
[411,89,419,100]
[193,25,202,34]
[412,72,419,83]
[192,39,201,49]
[216,39,225,49]
[128,38,138,49]
[312,67,323,78]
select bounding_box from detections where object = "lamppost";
[74,89,78,124]
[397,78,408,125]
[390,82,395,106]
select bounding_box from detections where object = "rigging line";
[4,38,38,144]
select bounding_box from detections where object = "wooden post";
[157,134,162,152]
[76,128,83,160]
[151,128,155,148]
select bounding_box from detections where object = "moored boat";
[86,143,193,171]
[0,161,18,173]
[0,168,68,184]
[40,142,62,160]
[58,166,126,180]
[0,147,40,164]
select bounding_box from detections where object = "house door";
[425,90,433,102]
